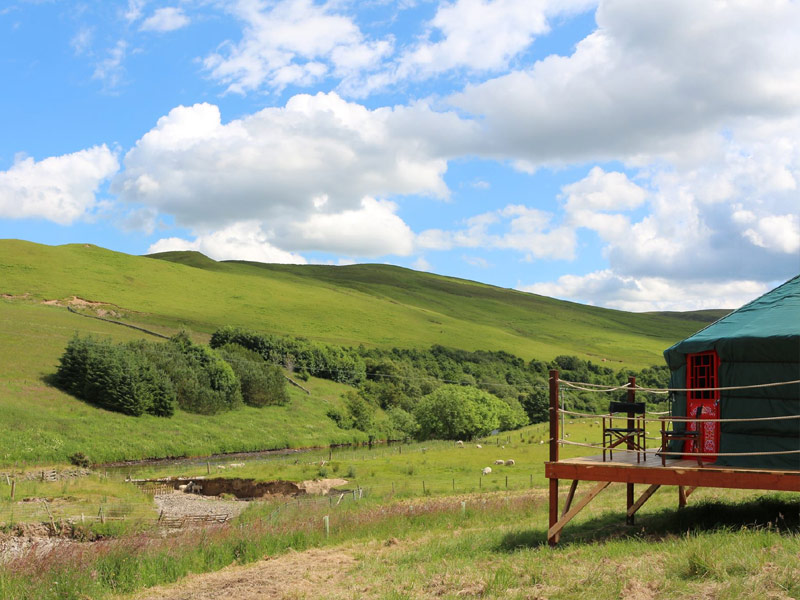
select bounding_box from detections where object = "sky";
[1,0,798,312]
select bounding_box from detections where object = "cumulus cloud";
[148,221,307,264]
[113,93,470,228]
[0,146,119,224]
[282,198,415,256]
[204,0,392,94]
[418,205,575,260]
[140,7,190,32]
[450,0,800,165]
[520,271,770,312]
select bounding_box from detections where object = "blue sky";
[1,0,798,311]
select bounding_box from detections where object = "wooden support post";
[626,376,636,524]
[548,370,560,547]
[678,485,688,508]
[548,481,611,541]
[684,486,697,499]
[548,478,559,547]
[627,484,661,518]
[562,480,578,518]
[10,480,15,500]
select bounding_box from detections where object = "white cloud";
[396,0,592,78]
[520,270,770,312]
[413,256,432,271]
[140,7,190,33]
[418,205,575,260]
[0,146,119,224]
[113,93,467,228]
[283,197,415,257]
[463,255,490,268]
[148,221,307,264]
[70,26,93,55]
[93,40,127,89]
[204,0,392,94]
[125,0,146,22]
[450,0,800,165]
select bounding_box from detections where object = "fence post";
[548,369,560,547]
[323,515,329,538]
[207,462,211,475]
[505,475,508,489]
[452,478,455,492]
[10,480,15,500]
[422,481,426,494]
[461,501,466,515]
[627,376,636,525]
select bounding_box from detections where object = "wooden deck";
[546,453,800,492]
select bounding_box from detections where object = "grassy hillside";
[1,239,711,367]
[0,239,716,466]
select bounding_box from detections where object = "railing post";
[548,369,560,546]
[626,376,636,524]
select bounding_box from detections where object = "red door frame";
[685,351,720,462]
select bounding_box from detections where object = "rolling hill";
[0,239,724,465]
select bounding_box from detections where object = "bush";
[217,344,288,407]
[68,452,90,468]
[56,335,177,417]
[414,385,524,440]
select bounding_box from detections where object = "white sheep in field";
[476,444,482,449]
[505,459,515,466]
[456,441,464,447]
[482,467,492,475]
[494,459,505,465]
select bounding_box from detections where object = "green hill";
[0,239,717,466]
[0,239,714,365]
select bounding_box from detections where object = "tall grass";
[1,487,797,599]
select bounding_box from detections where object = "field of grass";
[1,482,796,599]
[0,301,368,467]
[0,238,718,468]
[0,239,717,367]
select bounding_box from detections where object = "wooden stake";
[10,480,15,500]
[323,515,330,538]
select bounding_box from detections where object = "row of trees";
[210,327,670,441]
[56,333,288,417]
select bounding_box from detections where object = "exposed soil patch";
[127,546,359,600]
[0,523,95,564]
[145,478,349,500]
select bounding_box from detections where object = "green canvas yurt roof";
[663,275,800,470]
[664,274,800,365]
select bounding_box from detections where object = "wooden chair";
[603,401,646,462]
[660,406,705,466]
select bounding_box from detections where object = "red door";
[685,351,720,462]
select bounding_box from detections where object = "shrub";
[68,452,90,468]
[56,335,176,417]
[217,344,288,407]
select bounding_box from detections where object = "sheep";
[229,463,245,468]
[476,444,482,449]
[539,440,544,445]
[505,459,515,466]
[177,484,188,492]
[456,441,464,447]
[482,467,492,475]
[494,459,505,465]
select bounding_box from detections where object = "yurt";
[663,275,800,470]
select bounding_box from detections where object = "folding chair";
[660,405,705,466]
[602,401,646,462]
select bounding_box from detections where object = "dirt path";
[126,546,360,600]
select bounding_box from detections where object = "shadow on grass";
[496,494,800,551]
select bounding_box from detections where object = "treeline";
[210,327,670,440]
[56,333,288,417]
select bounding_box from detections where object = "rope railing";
[557,377,800,394]
[557,438,800,458]
[557,407,800,424]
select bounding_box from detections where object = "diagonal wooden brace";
[626,484,661,518]
[562,480,579,518]
[548,481,610,540]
